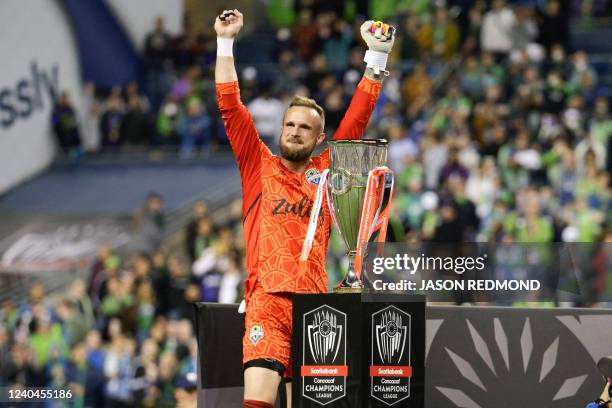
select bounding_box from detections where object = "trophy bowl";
[328,139,390,292]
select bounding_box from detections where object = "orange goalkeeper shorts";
[243,281,293,378]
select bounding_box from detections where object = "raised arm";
[332,21,395,140]
[215,10,265,207]
[215,10,241,84]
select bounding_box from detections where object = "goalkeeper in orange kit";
[214,9,395,407]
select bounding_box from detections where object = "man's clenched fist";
[360,20,396,76]
[360,20,395,54]
[215,9,243,39]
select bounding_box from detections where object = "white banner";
[0,0,83,194]
[0,218,132,273]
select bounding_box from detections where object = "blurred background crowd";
[2,0,612,405]
[52,0,612,245]
[0,195,247,407]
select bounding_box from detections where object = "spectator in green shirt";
[29,316,68,369]
[513,190,554,243]
[590,97,612,146]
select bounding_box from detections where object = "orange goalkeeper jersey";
[216,77,381,301]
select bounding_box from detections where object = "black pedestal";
[292,293,425,407]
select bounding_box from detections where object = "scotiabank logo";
[371,306,412,406]
[302,305,347,405]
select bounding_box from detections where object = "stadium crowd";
[0,196,247,407]
[52,0,611,248]
[11,0,611,405]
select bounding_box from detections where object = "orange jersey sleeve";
[332,76,382,140]
[216,82,266,202]
[216,81,267,299]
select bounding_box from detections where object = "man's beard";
[279,138,317,162]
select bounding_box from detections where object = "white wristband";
[217,37,234,57]
[364,49,388,75]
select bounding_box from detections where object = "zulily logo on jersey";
[0,61,59,129]
[272,196,323,220]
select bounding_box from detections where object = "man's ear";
[316,132,326,146]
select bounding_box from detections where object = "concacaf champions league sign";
[370,305,412,406]
[301,305,348,405]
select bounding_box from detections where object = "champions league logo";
[307,309,343,364]
[371,306,412,406]
[302,305,347,405]
[376,309,408,365]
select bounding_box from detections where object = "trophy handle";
[353,167,394,284]
[373,171,394,246]
[325,172,340,232]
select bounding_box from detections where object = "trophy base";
[333,286,366,294]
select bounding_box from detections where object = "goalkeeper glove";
[360,20,396,76]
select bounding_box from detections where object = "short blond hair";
[287,96,325,131]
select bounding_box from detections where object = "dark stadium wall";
[184,0,262,38]
[195,303,612,407]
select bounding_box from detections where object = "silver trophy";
[327,139,393,292]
